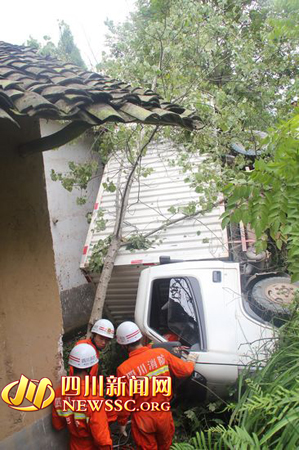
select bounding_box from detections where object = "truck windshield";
[149,277,200,347]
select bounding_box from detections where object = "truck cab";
[135,260,275,398]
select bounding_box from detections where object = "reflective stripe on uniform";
[147,365,169,378]
[56,409,73,418]
[56,409,89,422]
[74,412,88,420]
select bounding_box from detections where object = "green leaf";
[221,216,230,229]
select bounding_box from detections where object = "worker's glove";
[182,351,198,364]
[187,352,198,363]
[119,424,128,437]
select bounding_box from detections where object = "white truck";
[81,141,297,398]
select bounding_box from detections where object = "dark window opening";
[149,278,200,347]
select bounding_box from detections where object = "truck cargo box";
[81,141,229,322]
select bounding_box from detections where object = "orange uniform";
[52,379,112,450]
[72,338,118,424]
[147,333,180,349]
[116,346,194,450]
[163,332,179,342]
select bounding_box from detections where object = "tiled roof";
[0,42,197,130]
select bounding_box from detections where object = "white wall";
[41,120,102,292]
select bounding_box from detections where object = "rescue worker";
[74,319,117,424]
[77,318,115,358]
[115,321,196,450]
[71,319,114,378]
[52,343,112,450]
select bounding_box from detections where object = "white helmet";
[116,321,142,345]
[68,343,99,369]
[91,319,114,339]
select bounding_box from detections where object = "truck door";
[144,271,239,398]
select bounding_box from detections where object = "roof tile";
[0,41,198,129]
[14,91,59,113]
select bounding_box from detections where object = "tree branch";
[120,201,221,246]
[115,126,159,238]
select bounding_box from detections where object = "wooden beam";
[19,121,92,157]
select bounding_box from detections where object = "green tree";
[99,0,299,277]
[26,21,86,68]
[101,0,297,146]
[26,35,58,58]
[57,21,86,69]
[50,0,299,326]
[221,0,299,280]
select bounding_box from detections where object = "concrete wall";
[0,117,64,444]
[41,121,102,332]
[0,414,68,450]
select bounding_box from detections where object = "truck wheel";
[250,276,299,323]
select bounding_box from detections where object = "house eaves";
[0,42,199,156]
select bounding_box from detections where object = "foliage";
[221,0,299,280]
[125,233,157,251]
[172,301,299,449]
[26,35,58,59]
[89,236,112,273]
[49,124,159,216]
[57,21,86,69]
[29,1,299,282]
[101,0,298,157]
[173,401,229,444]
[102,179,116,193]
[87,210,110,273]
[51,160,99,205]
[62,328,86,372]
[43,1,299,279]
[99,340,127,377]
[85,123,167,272]
[99,0,299,277]
[222,111,299,280]
[26,21,86,68]
[94,208,108,232]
